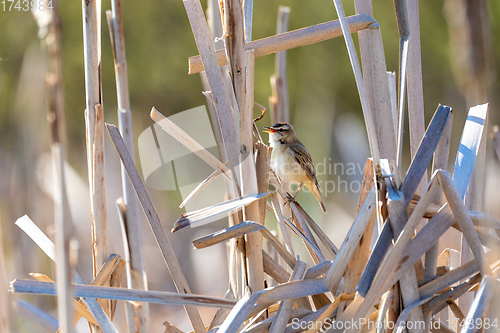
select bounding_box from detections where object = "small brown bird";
[263,122,327,213]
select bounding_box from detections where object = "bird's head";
[263,122,296,142]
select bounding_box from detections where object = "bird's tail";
[307,181,327,213]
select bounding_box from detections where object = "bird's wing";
[289,143,319,185]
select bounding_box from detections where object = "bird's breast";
[271,148,309,184]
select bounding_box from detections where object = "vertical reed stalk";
[106,0,147,330]
[269,6,290,124]
[354,0,396,162]
[406,0,428,193]
[52,143,72,333]
[331,0,380,164]
[82,0,108,281]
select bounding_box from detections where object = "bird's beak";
[263,127,276,133]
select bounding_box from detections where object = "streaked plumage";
[263,122,327,213]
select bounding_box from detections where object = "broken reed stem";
[106,0,147,330]
[188,13,376,74]
[106,124,206,333]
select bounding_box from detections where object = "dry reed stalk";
[357,105,451,297]
[12,280,237,309]
[338,158,376,315]
[244,308,311,333]
[224,0,246,112]
[460,276,497,333]
[294,204,338,259]
[243,0,253,42]
[419,250,500,302]
[40,2,74,329]
[82,0,108,288]
[437,171,491,276]
[193,222,264,249]
[202,0,226,162]
[41,0,66,147]
[197,221,296,269]
[66,253,124,327]
[106,124,206,332]
[406,0,426,163]
[376,289,394,333]
[173,193,269,232]
[387,72,398,136]
[268,261,307,333]
[183,0,241,196]
[423,273,483,317]
[331,0,380,163]
[393,0,410,170]
[492,127,500,161]
[255,142,271,224]
[37,254,124,330]
[269,194,294,257]
[30,273,97,326]
[267,174,324,262]
[450,103,489,312]
[208,289,235,331]
[354,0,396,162]
[301,293,355,333]
[51,143,72,333]
[340,170,445,330]
[288,204,323,264]
[461,114,489,313]
[269,6,290,124]
[383,162,425,330]
[263,251,291,284]
[106,0,147,330]
[241,49,264,294]
[324,187,376,292]
[425,112,454,329]
[15,216,117,332]
[188,14,376,74]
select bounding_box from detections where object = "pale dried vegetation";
[5,0,500,333]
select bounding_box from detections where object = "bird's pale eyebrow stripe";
[273,123,285,128]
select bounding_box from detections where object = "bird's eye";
[278,129,283,132]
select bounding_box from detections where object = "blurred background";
[1,0,500,331]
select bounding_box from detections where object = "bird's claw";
[283,193,296,207]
